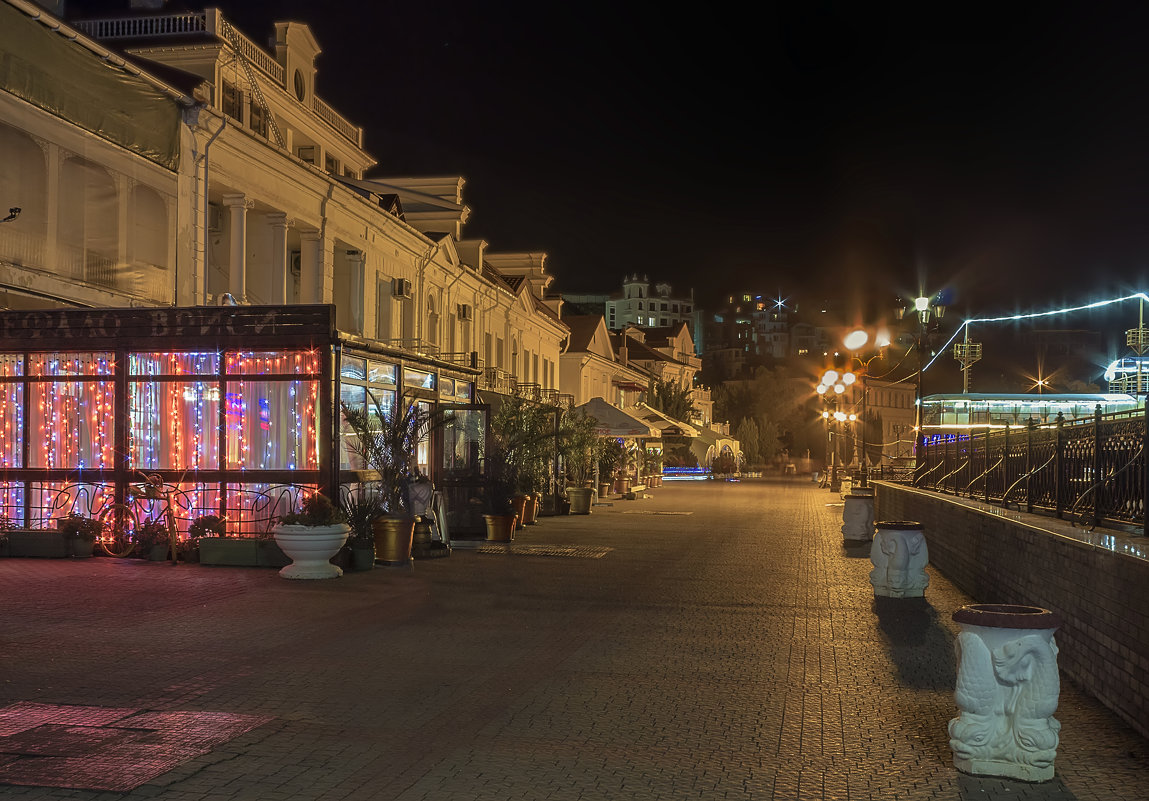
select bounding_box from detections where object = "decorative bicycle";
[95,501,139,557]
[96,473,185,561]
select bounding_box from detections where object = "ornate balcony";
[72,11,364,148]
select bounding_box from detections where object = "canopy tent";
[691,426,741,467]
[575,397,660,439]
[633,402,701,438]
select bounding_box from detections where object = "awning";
[633,402,701,438]
[612,380,647,392]
[575,397,660,438]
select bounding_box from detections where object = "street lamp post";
[896,295,945,485]
[817,368,853,492]
[843,328,890,488]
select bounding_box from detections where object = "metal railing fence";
[881,406,1147,534]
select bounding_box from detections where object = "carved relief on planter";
[948,604,1063,782]
[869,521,929,598]
[841,493,874,542]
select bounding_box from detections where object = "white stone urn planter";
[869,520,929,598]
[272,523,351,579]
[841,493,875,543]
[949,603,1062,782]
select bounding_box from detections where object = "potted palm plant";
[272,492,350,579]
[341,394,450,565]
[482,446,518,541]
[341,489,384,571]
[560,409,599,514]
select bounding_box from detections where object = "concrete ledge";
[875,482,1149,741]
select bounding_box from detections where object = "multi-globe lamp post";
[816,368,856,492]
[842,327,891,489]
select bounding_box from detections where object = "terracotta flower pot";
[484,514,515,542]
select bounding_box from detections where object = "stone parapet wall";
[875,482,1149,741]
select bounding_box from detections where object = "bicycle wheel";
[96,503,139,557]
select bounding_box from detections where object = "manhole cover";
[0,702,272,792]
[476,544,612,559]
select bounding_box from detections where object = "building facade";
[0,1,570,535]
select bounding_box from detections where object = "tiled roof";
[564,315,606,352]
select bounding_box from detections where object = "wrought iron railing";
[896,407,1148,534]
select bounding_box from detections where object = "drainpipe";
[197,116,226,305]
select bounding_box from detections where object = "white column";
[299,230,322,304]
[268,212,289,305]
[347,250,365,334]
[222,193,251,302]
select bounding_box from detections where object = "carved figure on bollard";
[869,520,929,598]
[841,493,874,543]
[948,604,1062,782]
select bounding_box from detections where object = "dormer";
[274,22,321,111]
[485,252,552,299]
[456,239,487,271]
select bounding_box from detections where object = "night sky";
[72,1,1149,386]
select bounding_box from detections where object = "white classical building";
[0,1,566,387]
[0,0,569,536]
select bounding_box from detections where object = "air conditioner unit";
[457,303,473,320]
[392,277,413,298]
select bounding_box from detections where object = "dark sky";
[73,1,1149,383]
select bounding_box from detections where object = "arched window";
[426,295,439,348]
[0,123,48,266]
[61,157,118,288]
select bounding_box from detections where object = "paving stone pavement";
[1,479,1146,800]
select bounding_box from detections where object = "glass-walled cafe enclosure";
[0,305,479,537]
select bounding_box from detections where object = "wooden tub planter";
[4,529,70,558]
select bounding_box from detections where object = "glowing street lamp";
[896,294,947,484]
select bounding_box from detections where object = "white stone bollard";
[869,521,929,598]
[949,604,1063,782]
[841,493,875,542]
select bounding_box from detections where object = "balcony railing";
[73,12,363,148]
[481,368,516,395]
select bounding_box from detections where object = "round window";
[293,69,305,101]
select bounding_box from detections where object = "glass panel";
[339,384,366,470]
[0,482,25,527]
[0,383,23,468]
[30,481,114,528]
[129,352,220,376]
[368,361,397,386]
[29,352,114,376]
[225,350,321,375]
[129,381,221,469]
[368,388,395,413]
[225,380,320,470]
[416,401,433,477]
[225,482,317,535]
[0,355,23,377]
[442,408,485,479]
[29,381,116,468]
[340,355,367,382]
[455,381,472,402]
[403,368,435,390]
[439,377,455,399]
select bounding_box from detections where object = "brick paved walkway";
[1,480,1146,800]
